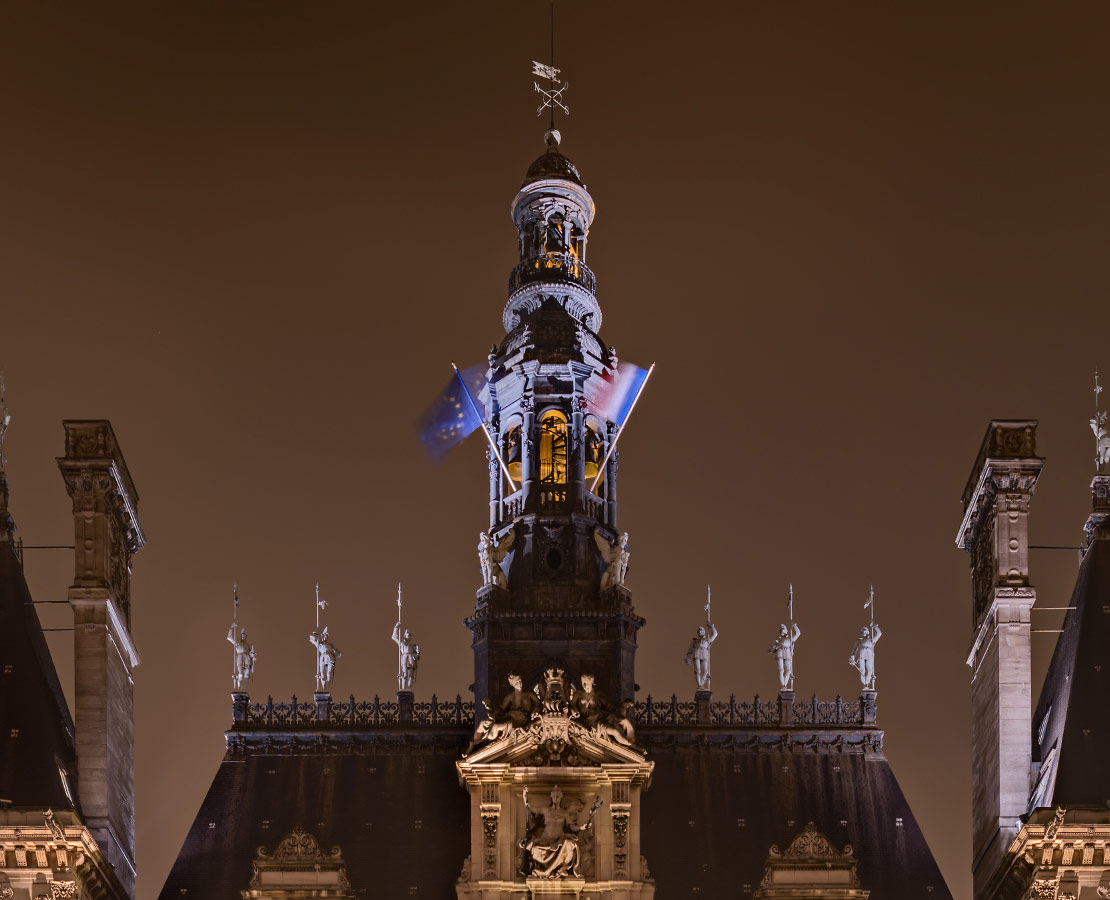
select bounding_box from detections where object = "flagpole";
[397,583,403,684]
[789,584,793,626]
[451,362,517,493]
[590,362,655,494]
[315,582,320,631]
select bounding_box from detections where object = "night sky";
[2,4,1109,898]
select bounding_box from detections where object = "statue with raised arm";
[227,624,256,690]
[464,673,540,755]
[308,626,340,691]
[1091,412,1110,469]
[479,528,515,588]
[849,624,882,689]
[393,620,419,691]
[685,618,718,691]
[594,528,630,589]
[0,372,10,468]
[519,785,602,879]
[768,622,802,691]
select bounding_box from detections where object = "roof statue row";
[226,583,420,694]
[226,572,882,697]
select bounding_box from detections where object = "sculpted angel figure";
[768,622,802,691]
[571,673,637,748]
[227,624,257,690]
[594,528,630,589]
[393,621,420,691]
[849,624,882,689]
[464,673,540,755]
[479,528,515,588]
[308,626,340,691]
[1091,411,1110,468]
[685,619,718,691]
[519,785,602,879]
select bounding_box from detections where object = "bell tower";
[467,129,644,707]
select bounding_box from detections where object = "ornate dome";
[522,129,583,187]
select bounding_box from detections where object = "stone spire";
[467,132,643,707]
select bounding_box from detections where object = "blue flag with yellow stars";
[418,363,487,462]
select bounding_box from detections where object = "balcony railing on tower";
[509,252,596,295]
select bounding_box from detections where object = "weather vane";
[533,61,569,119]
[532,2,568,123]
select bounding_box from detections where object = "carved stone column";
[956,420,1042,900]
[57,420,145,900]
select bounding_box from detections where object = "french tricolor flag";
[590,362,652,426]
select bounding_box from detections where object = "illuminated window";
[539,412,568,485]
[504,425,523,482]
[584,421,605,493]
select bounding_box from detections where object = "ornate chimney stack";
[955,420,1042,900]
[57,420,145,898]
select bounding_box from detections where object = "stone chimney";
[955,420,1042,900]
[57,421,145,898]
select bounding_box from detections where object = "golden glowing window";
[584,423,605,493]
[539,412,568,485]
[504,425,522,482]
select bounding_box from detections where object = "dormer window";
[584,421,605,493]
[504,425,523,482]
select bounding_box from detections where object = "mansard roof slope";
[639,729,952,900]
[1031,536,1110,808]
[0,541,79,812]
[160,710,951,899]
[158,730,471,899]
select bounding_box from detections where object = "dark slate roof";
[523,150,583,187]
[158,731,471,900]
[1031,536,1110,807]
[160,723,951,900]
[639,732,952,899]
[0,539,79,811]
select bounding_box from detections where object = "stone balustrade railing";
[508,252,596,296]
[232,692,475,728]
[634,691,876,728]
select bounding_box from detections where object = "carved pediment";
[464,712,646,766]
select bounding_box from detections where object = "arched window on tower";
[538,411,568,486]
[584,420,605,494]
[504,424,523,483]
[546,213,566,254]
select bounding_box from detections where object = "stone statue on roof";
[479,529,515,589]
[227,624,256,690]
[849,624,882,690]
[309,626,340,691]
[594,528,630,590]
[0,372,10,468]
[685,613,718,691]
[768,622,802,691]
[392,620,419,691]
[464,672,540,755]
[571,673,637,748]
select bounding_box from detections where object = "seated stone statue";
[518,786,602,879]
[570,674,637,748]
[464,673,539,755]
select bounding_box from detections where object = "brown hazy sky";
[2,4,1108,897]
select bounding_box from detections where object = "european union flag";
[418,363,487,462]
